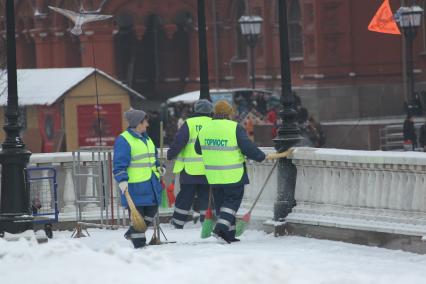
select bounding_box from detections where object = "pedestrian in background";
[167,99,213,229]
[146,110,161,147]
[307,116,326,147]
[113,108,163,248]
[419,119,426,151]
[403,114,417,151]
[195,100,271,243]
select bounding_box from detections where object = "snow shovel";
[124,189,147,232]
[201,187,214,238]
[235,148,294,237]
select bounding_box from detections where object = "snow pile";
[1,225,426,284]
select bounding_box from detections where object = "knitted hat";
[194,99,213,114]
[214,100,234,116]
[124,108,147,128]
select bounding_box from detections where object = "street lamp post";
[396,5,424,116]
[239,15,263,90]
[0,0,32,234]
[197,0,210,101]
[272,0,303,221]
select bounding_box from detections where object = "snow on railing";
[287,147,426,236]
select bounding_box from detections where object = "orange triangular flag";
[368,0,401,35]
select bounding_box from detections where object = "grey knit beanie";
[194,99,213,114]
[124,108,147,128]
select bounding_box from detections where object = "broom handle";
[157,121,165,240]
[160,121,164,162]
[207,186,212,208]
[124,189,137,213]
[266,148,294,160]
[153,123,167,241]
[248,160,278,214]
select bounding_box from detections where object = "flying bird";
[48,6,113,36]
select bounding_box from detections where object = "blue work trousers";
[171,183,209,228]
[125,205,158,248]
[212,185,244,239]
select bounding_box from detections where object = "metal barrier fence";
[72,146,126,229]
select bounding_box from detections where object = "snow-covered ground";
[1,224,426,284]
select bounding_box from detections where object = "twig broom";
[236,149,293,237]
[201,187,214,238]
[124,189,147,232]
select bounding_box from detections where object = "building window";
[235,0,247,59]
[288,0,303,58]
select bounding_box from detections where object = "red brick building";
[2,0,426,121]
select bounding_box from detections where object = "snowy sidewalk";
[1,224,426,284]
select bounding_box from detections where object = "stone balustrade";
[4,147,425,238]
[286,147,426,237]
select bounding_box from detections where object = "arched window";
[235,0,247,59]
[114,14,136,83]
[288,0,303,58]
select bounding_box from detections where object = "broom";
[236,149,294,237]
[124,189,147,232]
[166,181,176,207]
[201,187,214,238]
[151,121,165,244]
[160,180,168,209]
[150,121,176,245]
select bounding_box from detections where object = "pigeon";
[48,6,113,36]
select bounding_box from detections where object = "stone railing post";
[62,165,75,213]
[40,168,52,211]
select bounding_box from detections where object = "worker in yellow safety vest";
[167,99,213,228]
[195,100,272,243]
[113,108,164,248]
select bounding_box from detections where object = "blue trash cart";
[25,167,59,238]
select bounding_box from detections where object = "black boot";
[170,219,184,229]
[213,229,231,244]
[125,227,146,248]
[124,228,131,240]
[229,237,240,242]
[132,238,146,249]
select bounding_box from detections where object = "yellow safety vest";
[120,131,159,183]
[198,119,244,184]
[173,116,212,175]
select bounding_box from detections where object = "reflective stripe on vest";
[120,131,159,183]
[198,119,244,184]
[173,116,212,175]
[200,146,239,151]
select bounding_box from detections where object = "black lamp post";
[197,0,210,101]
[0,0,32,234]
[395,5,424,116]
[238,15,263,90]
[272,0,303,221]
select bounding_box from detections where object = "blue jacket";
[167,114,209,185]
[113,128,162,207]
[195,119,266,187]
